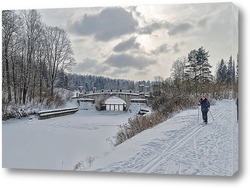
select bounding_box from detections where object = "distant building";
[104,96,126,111]
[139,85,144,93]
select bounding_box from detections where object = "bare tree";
[20,10,43,104]
[43,26,75,97]
[2,10,21,103]
[171,56,187,93]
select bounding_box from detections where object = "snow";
[2,100,238,176]
[38,107,78,114]
[104,96,126,104]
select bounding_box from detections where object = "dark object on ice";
[138,109,149,115]
[38,107,78,120]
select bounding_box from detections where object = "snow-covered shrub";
[74,156,95,171]
[2,89,74,120]
[115,94,198,146]
[151,94,197,115]
[115,113,165,146]
[2,102,41,120]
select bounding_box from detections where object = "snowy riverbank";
[80,100,238,176]
[2,100,238,176]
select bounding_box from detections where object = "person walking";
[236,97,239,121]
[199,95,210,124]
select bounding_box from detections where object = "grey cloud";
[136,69,150,76]
[69,7,138,41]
[151,43,181,55]
[72,58,98,72]
[173,43,180,53]
[113,37,140,52]
[104,54,156,69]
[168,23,193,36]
[110,68,130,77]
[72,58,109,74]
[197,17,209,27]
[151,43,170,54]
[139,21,171,34]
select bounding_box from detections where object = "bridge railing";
[75,90,150,97]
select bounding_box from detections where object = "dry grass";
[115,94,198,146]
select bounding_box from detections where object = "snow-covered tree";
[2,10,22,103]
[216,59,227,83]
[43,26,75,97]
[197,46,212,83]
[185,46,212,94]
[226,56,234,84]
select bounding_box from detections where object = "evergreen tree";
[216,59,227,83]
[227,56,234,84]
[185,46,212,94]
[197,46,212,83]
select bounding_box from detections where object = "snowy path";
[85,100,238,176]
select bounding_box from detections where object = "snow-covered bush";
[74,156,95,171]
[115,94,198,146]
[2,89,74,120]
[2,102,41,120]
[151,94,197,115]
[115,113,166,146]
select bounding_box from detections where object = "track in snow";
[94,100,238,176]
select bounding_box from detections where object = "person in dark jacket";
[236,97,239,121]
[199,95,210,124]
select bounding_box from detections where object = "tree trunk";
[22,87,27,104]
[12,57,17,104]
[5,48,12,102]
[50,82,54,98]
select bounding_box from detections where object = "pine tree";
[185,46,212,94]
[216,59,227,83]
[226,56,234,84]
[197,46,212,83]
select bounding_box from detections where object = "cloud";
[151,43,170,54]
[173,43,180,53]
[113,37,140,52]
[139,21,171,34]
[72,58,109,74]
[109,68,130,77]
[104,54,156,69]
[168,23,193,36]
[69,7,138,41]
[72,58,98,72]
[197,17,209,27]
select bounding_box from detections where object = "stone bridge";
[74,90,149,106]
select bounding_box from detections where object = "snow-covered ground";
[2,102,148,170]
[2,100,238,176]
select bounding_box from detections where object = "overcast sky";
[38,2,238,81]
